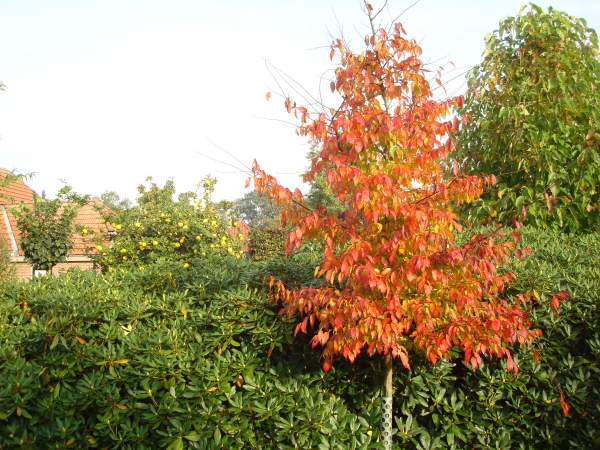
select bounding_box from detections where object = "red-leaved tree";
[249,2,541,447]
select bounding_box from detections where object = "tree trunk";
[381,353,393,449]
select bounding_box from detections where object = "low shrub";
[0,259,381,449]
[1,227,599,448]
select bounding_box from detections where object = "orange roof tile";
[0,168,37,205]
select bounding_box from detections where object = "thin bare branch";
[264,59,287,99]
[206,136,252,173]
[250,114,299,128]
[388,0,420,27]
[196,152,251,176]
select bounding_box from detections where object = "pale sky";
[1,0,599,202]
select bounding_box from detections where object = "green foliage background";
[247,228,288,262]
[453,4,600,232]
[232,190,280,229]
[0,237,16,285]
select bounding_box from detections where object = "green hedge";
[247,228,287,262]
[1,227,599,448]
[0,255,381,449]
[377,228,600,448]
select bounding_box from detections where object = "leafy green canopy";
[96,190,132,212]
[232,190,280,228]
[12,186,88,271]
[453,3,600,232]
[92,177,243,272]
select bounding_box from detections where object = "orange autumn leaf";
[559,388,570,417]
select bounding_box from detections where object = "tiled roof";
[71,199,113,254]
[0,168,37,205]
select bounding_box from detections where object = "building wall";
[12,257,96,281]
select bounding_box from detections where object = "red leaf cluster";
[251,19,540,373]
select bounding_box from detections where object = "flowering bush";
[92,176,243,272]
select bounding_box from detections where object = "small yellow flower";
[165,218,171,223]
[227,247,233,253]
[82,228,88,235]
[178,222,183,227]
[160,213,165,218]
[122,256,128,261]
[193,249,198,254]
[195,236,201,241]
[183,225,188,230]
[95,245,103,251]
[139,266,144,271]
[203,218,208,223]
[212,220,217,226]
[174,242,180,248]
[135,222,141,227]
[153,241,158,246]
[183,263,189,268]
[179,237,185,243]
[120,248,127,253]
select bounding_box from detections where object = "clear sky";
[1,0,599,202]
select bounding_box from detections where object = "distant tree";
[453,4,600,232]
[97,191,132,211]
[233,190,280,228]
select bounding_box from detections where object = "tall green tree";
[453,3,600,232]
